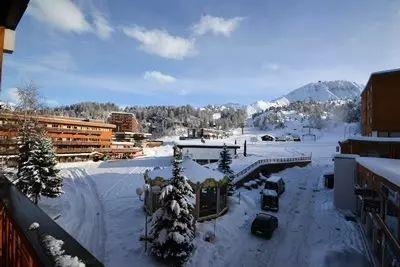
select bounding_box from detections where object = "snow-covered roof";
[262,189,278,197]
[356,157,400,187]
[148,158,225,183]
[267,176,282,183]
[344,136,400,143]
[175,140,239,148]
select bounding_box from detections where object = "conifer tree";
[150,147,195,265]
[15,120,62,204]
[218,144,233,175]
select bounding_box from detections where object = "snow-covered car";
[260,189,279,212]
[251,213,278,239]
[254,178,263,185]
[264,176,285,195]
[250,180,259,189]
[243,182,252,190]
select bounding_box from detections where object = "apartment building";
[361,69,400,137]
[335,68,400,265]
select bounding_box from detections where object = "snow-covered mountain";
[246,97,290,117]
[285,80,362,102]
[247,80,362,117]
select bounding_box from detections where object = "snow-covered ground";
[39,126,369,267]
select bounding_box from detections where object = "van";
[264,176,285,195]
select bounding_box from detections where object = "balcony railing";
[0,177,104,267]
[46,127,103,135]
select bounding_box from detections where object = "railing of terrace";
[233,154,312,183]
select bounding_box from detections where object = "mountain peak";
[285,80,363,102]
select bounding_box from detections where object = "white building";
[175,140,240,165]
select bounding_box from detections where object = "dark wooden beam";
[0,27,4,92]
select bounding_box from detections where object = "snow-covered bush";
[150,147,195,265]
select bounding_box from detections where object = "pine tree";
[15,120,62,204]
[150,147,195,265]
[37,138,62,198]
[218,144,233,175]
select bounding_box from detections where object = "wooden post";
[0,27,5,92]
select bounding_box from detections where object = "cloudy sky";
[2,0,400,106]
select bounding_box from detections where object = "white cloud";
[144,71,176,84]
[28,0,113,39]
[1,88,20,104]
[92,12,114,39]
[192,15,244,37]
[40,51,77,71]
[122,26,196,59]
[28,0,92,33]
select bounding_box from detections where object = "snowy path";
[190,162,369,267]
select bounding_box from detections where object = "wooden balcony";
[46,127,103,135]
[52,141,102,146]
[0,177,104,267]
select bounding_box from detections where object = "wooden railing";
[233,154,312,184]
[0,177,104,267]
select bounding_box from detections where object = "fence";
[233,154,312,184]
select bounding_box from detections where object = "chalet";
[175,140,240,165]
[144,157,229,221]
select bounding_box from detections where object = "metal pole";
[145,212,148,252]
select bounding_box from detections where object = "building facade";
[361,69,400,137]
[354,157,400,266]
[176,140,240,165]
[108,112,141,133]
[336,68,400,266]
[0,112,143,163]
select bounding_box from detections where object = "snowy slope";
[247,97,290,117]
[246,80,361,117]
[285,80,362,102]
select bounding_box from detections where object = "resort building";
[0,112,143,163]
[144,157,229,221]
[108,112,141,133]
[361,69,400,137]
[175,140,240,165]
[335,68,400,266]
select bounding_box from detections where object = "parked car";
[243,182,252,190]
[264,176,285,195]
[261,189,279,211]
[250,180,258,189]
[251,212,278,239]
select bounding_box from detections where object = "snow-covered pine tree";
[150,147,195,265]
[15,120,62,204]
[218,144,233,175]
[37,137,62,198]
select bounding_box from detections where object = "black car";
[251,213,278,239]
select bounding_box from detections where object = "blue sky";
[2,0,400,107]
